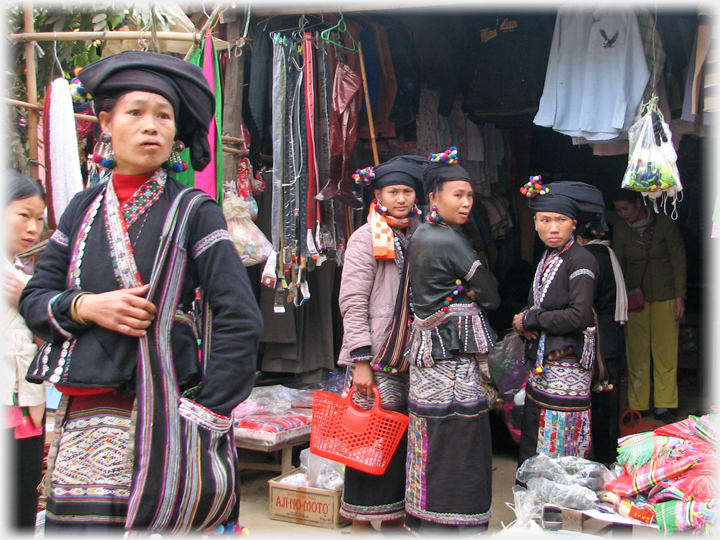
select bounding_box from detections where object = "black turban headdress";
[78,50,215,172]
[422,161,472,196]
[370,155,428,202]
[528,181,608,229]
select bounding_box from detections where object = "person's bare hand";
[4,271,25,308]
[512,311,538,340]
[466,289,477,302]
[78,284,156,337]
[27,403,45,429]
[674,297,685,321]
[352,361,375,397]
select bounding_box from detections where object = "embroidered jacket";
[405,223,500,366]
[19,171,263,417]
[523,241,598,362]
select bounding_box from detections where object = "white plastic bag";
[300,448,345,491]
[223,191,273,266]
[621,96,682,215]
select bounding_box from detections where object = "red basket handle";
[342,386,384,434]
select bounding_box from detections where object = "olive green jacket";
[612,211,686,302]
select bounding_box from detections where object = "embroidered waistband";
[413,303,480,331]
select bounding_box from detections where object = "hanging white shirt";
[534,5,650,140]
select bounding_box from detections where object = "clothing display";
[5,8,714,534]
[534,5,650,141]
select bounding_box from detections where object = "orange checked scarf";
[368,201,410,259]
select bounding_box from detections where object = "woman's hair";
[612,189,642,204]
[92,89,128,117]
[7,169,45,206]
[575,221,605,240]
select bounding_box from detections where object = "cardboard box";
[268,468,350,529]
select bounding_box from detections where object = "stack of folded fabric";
[605,414,716,535]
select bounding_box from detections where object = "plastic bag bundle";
[621,96,683,214]
[526,477,598,510]
[496,485,544,533]
[223,191,273,266]
[300,448,345,491]
[517,454,610,492]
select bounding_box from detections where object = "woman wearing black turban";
[19,51,263,533]
[336,155,426,532]
[403,150,500,536]
[512,180,606,467]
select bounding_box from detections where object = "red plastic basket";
[620,407,657,437]
[310,387,409,475]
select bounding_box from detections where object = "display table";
[235,432,311,474]
[551,507,657,534]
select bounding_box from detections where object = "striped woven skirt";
[340,369,408,522]
[405,354,492,528]
[44,392,135,530]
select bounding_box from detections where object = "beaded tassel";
[89,132,116,175]
[427,205,444,224]
[442,279,464,312]
[165,140,189,173]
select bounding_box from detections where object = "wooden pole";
[357,42,379,166]
[24,3,38,178]
[10,30,228,49]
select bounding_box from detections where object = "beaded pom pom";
[353,166,375,185]
[428,146,458,165]
[520,175,549,198]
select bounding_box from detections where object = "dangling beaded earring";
[374,199,388,216]
[89,132,116,174]
[410,198,422,218]
[165,140,189,174]
[427,204,444,224]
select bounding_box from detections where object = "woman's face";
[5,195,45,257]
[613,199,646,224]
[374,185,416,219]
[534,211,577,249]
[429,180,473,225]
[98,91,176,175]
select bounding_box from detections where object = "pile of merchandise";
[605,414,716,535]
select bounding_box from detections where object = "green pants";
[624,298,679,410]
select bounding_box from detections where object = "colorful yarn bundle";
[372,364,398,374]
[68,67,91,103]
[442,279,464,312]
[621,159,676,192]
[353,166,375,185]
[520,175,549,198]
[428,146,458,164]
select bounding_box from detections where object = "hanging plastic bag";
[487,331,529,444]
[621,96,682,215]
[223,191,273,266]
